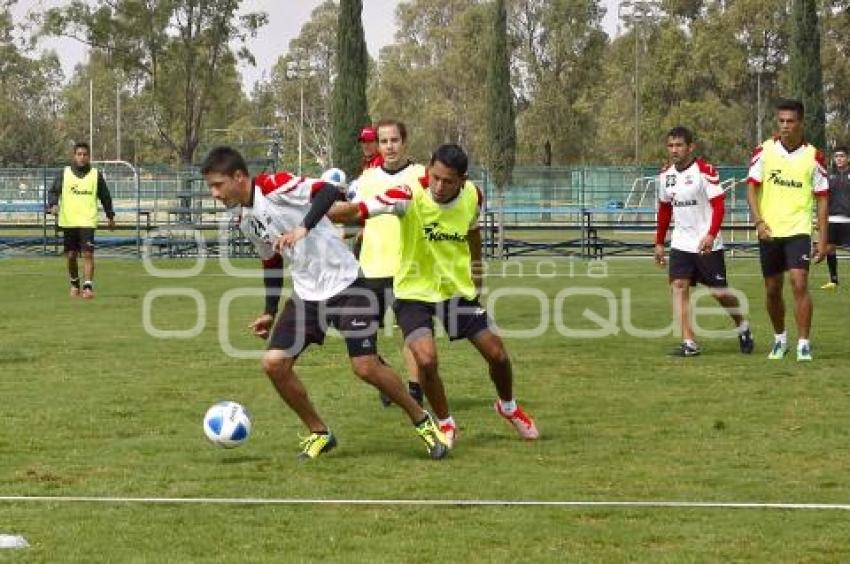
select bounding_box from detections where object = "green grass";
[1,256,849,562]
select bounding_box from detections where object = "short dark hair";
[430,144,469,176]
[776,98,805,118]
[666,126,694,145]
[834,146,848,155]
[374,119,408,143]
[200,146,249,176]
[73,141,90,153]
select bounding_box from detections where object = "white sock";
[774,332,787,345]
[684,339,698,349]
[499,399,517,415]
[737,321,750,335]
[438,416,455,429]
[798,339,810,350]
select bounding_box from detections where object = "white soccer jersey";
[658,158,725,253]
[238,172,359,301]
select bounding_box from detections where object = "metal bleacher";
[474,165,755,259]
[2,163,760,260]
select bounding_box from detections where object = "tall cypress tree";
[789,0,826,149]
[485,0,516,257]
[331,0,370,176]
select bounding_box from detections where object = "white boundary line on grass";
[1,496,849,510]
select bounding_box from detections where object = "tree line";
[1,0,846,169]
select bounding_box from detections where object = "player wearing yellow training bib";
[328,144,540,448]
[746,99,829,361]
[347,119,426,408]
[46,142,115,299]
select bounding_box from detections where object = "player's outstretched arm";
[327,184,413,225]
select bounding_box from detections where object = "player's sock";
[684,339,698,349]
[438,416,455,429]
[827,254,838,284]
[797,338,810,351]
[774,332,787,345]
[736,321,750,335]
[70,277,81,288]
[82,280,93,290]
[498,399,517,416]
[408,381,423,405]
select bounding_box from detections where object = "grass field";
[2,256,850,562]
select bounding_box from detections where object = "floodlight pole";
[89,79,94,157]
[299,79,304,175]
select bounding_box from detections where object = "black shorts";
[359,277,394,328]
[828,222,850,247]
[393,296,492,342]
[759,234,812,277]
[668,248,728,287]
[62,228,95,253]
[268,281,379,358]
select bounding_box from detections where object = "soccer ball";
[321,167,347,188]
[203,401,252,448]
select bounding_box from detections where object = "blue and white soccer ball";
[203,401,252,448]
[321,167,347,188]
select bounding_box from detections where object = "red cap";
[358,126,377,142]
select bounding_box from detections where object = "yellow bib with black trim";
[59,167,99,228]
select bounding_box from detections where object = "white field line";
[1,496,849,510]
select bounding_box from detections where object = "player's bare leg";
[402,344,423,403]
[81,249,95,298]
[67,250,81,297]
[469,329,512,401]
[710,288,744,327]
[350,355,427,423]
[406,334,450,420]
[262,349,327,433]
[470,329,539,440]
[789,269,812,339]
[350,354,448,459]
[671,279,694,342]
[764,273,790,359]
[709,288,754,353]
[764,273,786,334]
[670,279,700,356]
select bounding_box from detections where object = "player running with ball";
[202,146,448,461]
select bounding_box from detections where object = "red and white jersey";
[238,172,359,301]
[658,158,725,253]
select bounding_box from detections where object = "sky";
[12,0,621,90]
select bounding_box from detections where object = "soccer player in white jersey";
[654,127,754,357]
[201,146,447,461]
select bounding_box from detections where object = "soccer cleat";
[415,414,449,460]
[670,342,701,357]
[69,287,81,298]
[820,281,838,290]
[738,328,755,354]
[797,344,813,362]
[768,341,788,360]
[297,431,337,461]
[439,421,457,449]
[494,401,540,440]
[81,287,95,300]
